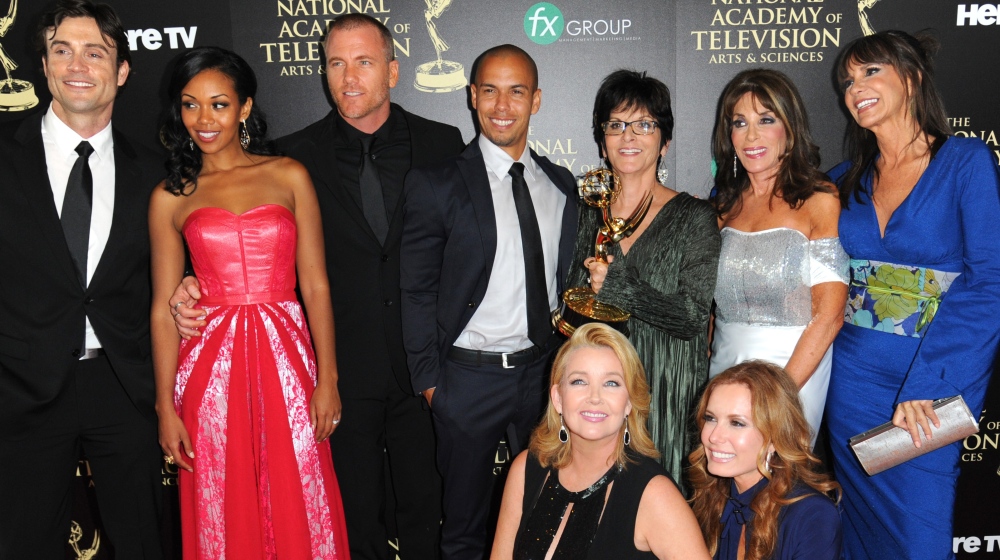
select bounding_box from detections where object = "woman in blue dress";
[827,30,1000,559]
[689,360,841,560]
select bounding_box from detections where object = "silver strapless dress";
[710,227,848,445]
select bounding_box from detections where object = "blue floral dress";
[827,136,1000,560]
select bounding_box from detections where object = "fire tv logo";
[126,26,198,51]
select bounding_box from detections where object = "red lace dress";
[175,204,350,559]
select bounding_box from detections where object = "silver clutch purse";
[848,395,979,476]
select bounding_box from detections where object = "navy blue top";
[715,477,841,560]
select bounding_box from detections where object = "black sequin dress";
[513,452,670,559]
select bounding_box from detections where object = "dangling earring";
[656,157,669,185]
[240,119,251,150]
[623,415,631,446]
[765,451,774,473]
[732,153,738,177]
[187,137,194,151]
[559,414,569,444]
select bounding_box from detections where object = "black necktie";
[359,136,389,245]
[509,162,551,346]
[61,141,95,288]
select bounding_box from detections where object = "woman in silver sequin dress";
[708,69,848,446]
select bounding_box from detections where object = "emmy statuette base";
[0,80,39,112]
[414,60,468,93]
[551,286,630,338]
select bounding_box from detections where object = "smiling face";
[324,24,399,134]
[842,60,912,133]
[470,53,541,160]
[42,16,129,132]
[701,382,772,493]
[180,69,252,155]
[730,92,787,186]
[552,346,632,446]
[603,105,668,183]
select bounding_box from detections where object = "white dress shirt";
[453,136,566,352]
[42,104,116,350]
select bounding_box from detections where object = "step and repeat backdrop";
[1,0,998,557]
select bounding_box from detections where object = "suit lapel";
[532,152,578,293]
[89,129,142,289]
[309,113,381,245]
[458,140,497,265]
[13,115,81,288]
[384,111,420,249]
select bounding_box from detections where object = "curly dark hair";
[592,69,673,163]
[160,47,276,196]
[834,30,951,207]
[711,68,833,218]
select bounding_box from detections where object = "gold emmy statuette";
[0,0,39,112]
[414,0,468,93]
[551,167,653,337]
[857,0,882,36]
[68,521,100,560]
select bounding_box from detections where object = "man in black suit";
[0,1,163,558]
[171,14,463,560]
[400,44,577,560]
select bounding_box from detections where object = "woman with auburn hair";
[689,361,841,560]
[709,68,848,448]
[491,323,709,560]
[827,30,1000,559]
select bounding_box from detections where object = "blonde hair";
[688,361,840,560]
[528,323,658,470]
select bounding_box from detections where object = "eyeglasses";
[602,120,659,136]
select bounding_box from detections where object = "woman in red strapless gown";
[149,47,350,559]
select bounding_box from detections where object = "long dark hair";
[835,30,952,206]
[712,69,832,218]
[160,47,276,195]
[689,361,840,560]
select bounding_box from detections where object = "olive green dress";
[566,192,720,490]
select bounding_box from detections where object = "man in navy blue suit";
[400,44,577,560]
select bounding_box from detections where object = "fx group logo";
[525,2,636,45]
[525,2,564,45]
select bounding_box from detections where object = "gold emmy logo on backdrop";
[68,521,100,560]
[413,0,467,92]
[551,167,652,337]
[0,0,39,112]
[857,0,884,36]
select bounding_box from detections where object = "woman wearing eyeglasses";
[564,69,721,489]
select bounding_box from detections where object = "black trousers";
[0,354,162,560]
[331,372,442,560]
[433,349,552,560]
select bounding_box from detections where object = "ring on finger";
[332,419,340,425]
[164,455,175,464]
[174,301,184,311]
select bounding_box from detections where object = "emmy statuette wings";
[551,167,652,337]
[414,0,468,93]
